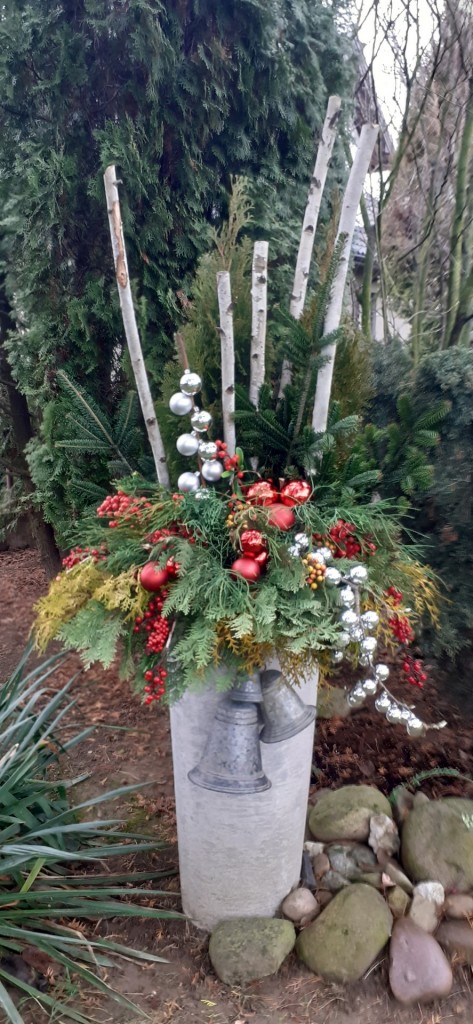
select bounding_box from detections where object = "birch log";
[103,165,170,487]
[250,241,269,408]
[311,124,379,435]
[279,95,342,397]
[217,270,236,456]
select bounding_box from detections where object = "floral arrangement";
[34,368,444,737]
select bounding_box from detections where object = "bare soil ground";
[2,548,473,1024]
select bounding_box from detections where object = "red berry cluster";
[385,585,403,606]
[216,440,242,477]
[143,666,168,705]
[402,654,427,689]
[313,521,377,560]
[97,491,152,528]
[133,596,170,654]
[62,544,107,569]
[389,613,415,645]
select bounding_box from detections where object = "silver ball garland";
[386,705,403,724]
[316,546,333,563]
[339,609,358,629]
[180,370,202,396]
[294,533,309,552]
[169,391,194,416]
[191,409,212,433]
[331,650,344,665]
[176,432,200,457]
[201,459,224,483]
[360,636,377,657]
[361,678,378,696]
[325,567,342,586]
[198,440,218,461]
[339,585,356,608]
[360,610,380,633]
[374,664,390,683]
[406,716,426,738]
[375,692,391,712]
[348,564,368,586]
[178,471,200,493]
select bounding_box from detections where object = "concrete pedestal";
[170,665,318,931]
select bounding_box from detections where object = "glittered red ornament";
[240,529,266,557]
[246,481,279,506]
[267,504,296,531]
[231,557,262,582]
[280,480,311,506]
[140,562,170,592]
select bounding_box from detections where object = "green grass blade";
[0,978,24,1024]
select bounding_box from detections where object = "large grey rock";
[436,920,473,964]
[389,918,453,1004]
[209,917,295,985]
[309,786,393,843]
[296,883,392,983]
[402,798,473,893]
[281,888,319,925]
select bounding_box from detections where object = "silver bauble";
[195,488,211,500]
[325,567,342,586]
[201,460,224,483]
[288,543,302,558]
[347,690,365,708]
[198,440,218,461]
[359,654,371,667]
[190,409,212,433]
[339,586,356,608]
[386,705,403,724]
[406,716,425,738]
[360,636,377,656]
[294,533,309,552]
[350,625,365,642]
[179,370,202,396]
[178,471,200,493]
[169,391,194,416]
[339,609,358,629]
[337,631,351,649]
[360,610,380,633]
[374,663,390,683]
[176,432,200,457]
[307,551,325,566]
[317,546,333,563]
[348,564,369,586]
[375,692,391,712]
[361,678,378,696]
[331,650,344,665]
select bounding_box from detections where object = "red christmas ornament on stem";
[140,562,170,592]
[280,480,311,506]
[240,529,266,557]
[231,557,261,582]
[267,504,296,531]
[246,481,278,506]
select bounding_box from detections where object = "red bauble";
[280,480,311,506]
[240,529,266,557]
[246,481,279,506]
[231,557,262,582]
[140,562,170,592]
[267,504,296,531]
[254,550,269,567]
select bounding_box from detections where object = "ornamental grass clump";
[0,648,181,1024]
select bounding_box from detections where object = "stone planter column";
[169,665,318,932]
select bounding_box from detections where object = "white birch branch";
[249,241,269,409]
[279,95,342,397]
[103,165,170,487]
[217,270,236,456]
[311,124,379,435]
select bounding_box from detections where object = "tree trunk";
[443,77,473,349]
[311,124,379,434]
[0,279,61,578]
[103,166,170,486]
[249,241,269,409]
[279,95,342,397]
[217,271,236,456]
